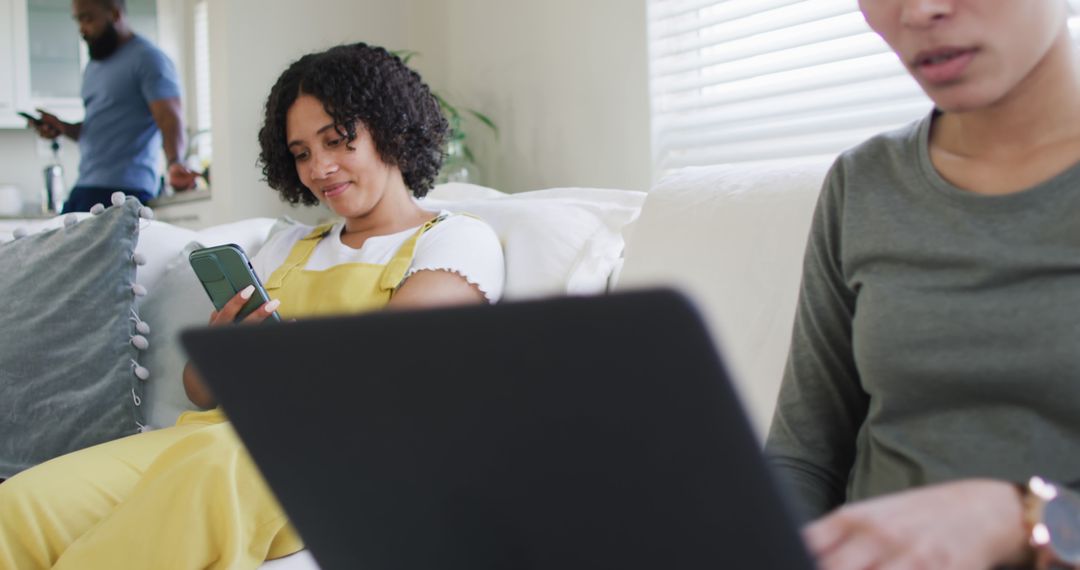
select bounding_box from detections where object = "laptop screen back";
[181,289,813,570]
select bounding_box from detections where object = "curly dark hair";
[258,43,448,205]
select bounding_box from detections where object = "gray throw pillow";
[0,198,145,478]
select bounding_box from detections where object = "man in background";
[27,0,197,212]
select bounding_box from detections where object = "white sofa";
[615,160,830,436]
[0,162,830,569]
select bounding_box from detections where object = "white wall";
[0,130,79,214]
[203,0,411,227]
[408,0,652,194]
[204,0,651,225]
[0,0,652,223]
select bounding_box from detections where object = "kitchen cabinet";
[25,0,86,121]
[0,0,161,129]
[0,0,26,127]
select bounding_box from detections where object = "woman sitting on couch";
[766,0,1080,569]
[0,42,504,569]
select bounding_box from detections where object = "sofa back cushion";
[422,183,646,299]
[0,199,145,477]
[615,161,831,438]
[138,242,214,428]
[136,217,292,428]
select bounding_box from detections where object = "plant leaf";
[463,144,476,164]
[392,49,420,65]
[434,93,461,119]
[467,110,499,137]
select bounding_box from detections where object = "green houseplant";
[396,50,499,184]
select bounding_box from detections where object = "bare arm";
[149,98,197,190]
[148,97,185,164]
[182,361,214,409]
[388,269,488,310]
[805,479,1029,570]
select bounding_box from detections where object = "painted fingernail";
[240,285,255,300]
[264,299,281,313]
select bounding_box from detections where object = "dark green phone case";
[189,244,281,322]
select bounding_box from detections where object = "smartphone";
[189,244,281,323]
[17,111,41,125]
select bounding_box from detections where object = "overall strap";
[264,223,335,289]
[379,214,448,291]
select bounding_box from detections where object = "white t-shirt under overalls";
[252,212,505,303]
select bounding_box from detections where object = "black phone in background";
[17,111,41,125]
[189,244,281,323]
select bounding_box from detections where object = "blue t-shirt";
[77,35,181,195]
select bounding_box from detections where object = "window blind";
[648,0,1080,174]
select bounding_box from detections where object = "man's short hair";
[88,0,126,12]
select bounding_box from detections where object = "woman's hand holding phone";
[185,245,281,408]
[182,286,281,408]
[207,285,281,327]
[189,244,281,323]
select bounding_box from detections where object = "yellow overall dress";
[0,217,444,570]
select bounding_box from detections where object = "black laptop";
[180,289,814,570]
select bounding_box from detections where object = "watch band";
[1021,476,1080,570]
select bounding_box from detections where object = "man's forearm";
[64,122,81,141]
[149,98,186,164]
[157,112,185,164]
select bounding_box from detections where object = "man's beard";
[86,22,121,60]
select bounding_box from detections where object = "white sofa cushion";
[260,550,319,570]
[137,242,213,428]
[136,218,295,428]
[422,183,646,299]
[615,161,831,438]
[194,217,285,254]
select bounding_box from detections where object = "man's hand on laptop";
[803,479,1027,570]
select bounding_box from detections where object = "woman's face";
[285,93,399,218]
[858,0,1068,112]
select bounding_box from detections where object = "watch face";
[1046,493,1080,563]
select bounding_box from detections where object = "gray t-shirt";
[765,112,1080,522]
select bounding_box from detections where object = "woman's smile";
[321,181,351,198]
